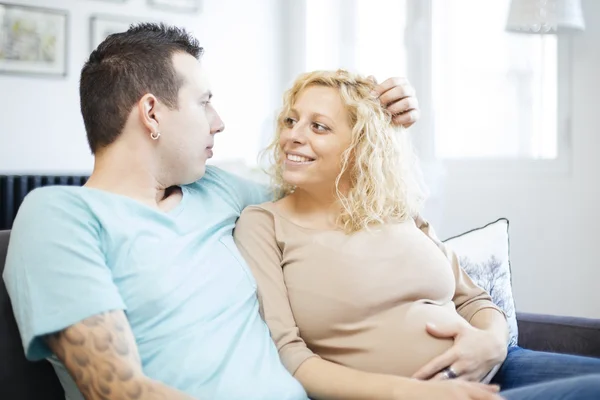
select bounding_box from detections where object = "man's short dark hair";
[80,22,204,154]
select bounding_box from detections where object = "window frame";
[406,0,573,180]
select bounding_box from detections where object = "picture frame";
[0,3,68,77]
[147,0,201,13]
[89,15,135,51]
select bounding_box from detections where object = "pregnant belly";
[316,301,463,377]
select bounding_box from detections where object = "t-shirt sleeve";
[2,188,126,361]
[413,215,507,322]
[233,206,318,374]
[205,166,272,212]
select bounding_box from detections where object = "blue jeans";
[493,346,600,400]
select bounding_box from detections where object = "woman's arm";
[411,216,509,382]
[295,357,413,400]
[296,358,502,400]
[470,309,509,348]
[233,206,410,400]
[413,215,508,326]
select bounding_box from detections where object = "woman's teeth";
[287,154,314,163]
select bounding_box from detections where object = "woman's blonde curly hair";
[261,69,426,234]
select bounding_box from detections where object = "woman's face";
[279,85,353,192]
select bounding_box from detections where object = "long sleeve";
[413,215,507,323]
[233,205,319,374]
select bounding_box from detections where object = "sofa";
[1,229,599,399]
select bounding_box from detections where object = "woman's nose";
[289,124,307,144]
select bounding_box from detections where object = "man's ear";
[138,93,160,133]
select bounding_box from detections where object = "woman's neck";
[283,185,346,230]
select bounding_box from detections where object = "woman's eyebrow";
[312,112,335,126]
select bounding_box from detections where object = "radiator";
[0,175,89,230]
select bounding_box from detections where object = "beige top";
[233,202,505,378]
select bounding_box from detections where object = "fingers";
[392,110,420,128]
[434,366,482,382]
[474,389,503,400]
[377,83,416,107]
[457,371,483,382]
[425,322,461,339]
[386,96,419,116]
[412,349,458,380]
[373,77,413,98]
[475,387,503,400]
[371,76,419,128]
[465,383,502,400]
[468,382,500,393]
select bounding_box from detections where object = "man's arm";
[45,310,194,400]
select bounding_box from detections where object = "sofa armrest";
[517,312,600,358]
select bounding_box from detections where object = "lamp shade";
[506,0,585,34]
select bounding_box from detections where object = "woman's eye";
[284,117,297,127]
[312,123,329,132]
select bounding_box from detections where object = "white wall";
[0,0,283,174]
[436,0,600,319]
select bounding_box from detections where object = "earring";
[150,131,161,140]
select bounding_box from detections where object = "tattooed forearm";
[46,311,194,400]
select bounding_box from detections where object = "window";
[431,0,558,160]
[353,0,408,80]
[301,0,564,164]
[304,0,408,81]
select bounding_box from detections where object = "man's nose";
[211,115,225,135]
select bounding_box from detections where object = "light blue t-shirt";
[3,166,307,400]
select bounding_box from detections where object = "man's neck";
[84,144,179,211]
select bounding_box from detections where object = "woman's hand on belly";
[411,320,508,382]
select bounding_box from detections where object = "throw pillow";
[443,218,519,347]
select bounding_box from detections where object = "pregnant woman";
[233,69,600,400]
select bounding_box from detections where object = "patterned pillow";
[443,218,518,347]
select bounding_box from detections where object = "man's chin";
[181,163,207,185]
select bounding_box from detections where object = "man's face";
[158,53,224,184]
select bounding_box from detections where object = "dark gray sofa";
[1,229,599,399]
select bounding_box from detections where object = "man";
[2,23,422,400]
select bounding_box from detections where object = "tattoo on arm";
[46,311,192,400]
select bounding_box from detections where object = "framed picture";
[148,0,201,13]
[0,3,68,77]
[90,15,135,51]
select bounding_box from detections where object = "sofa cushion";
[0,230,64,399]
[443,218,519,347]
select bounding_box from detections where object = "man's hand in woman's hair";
[369,76,420,128]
